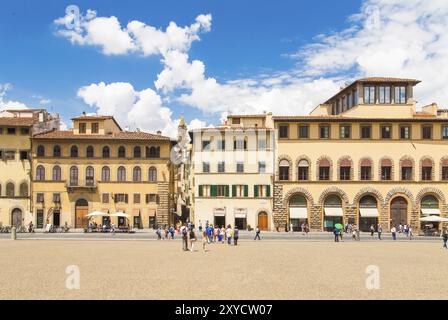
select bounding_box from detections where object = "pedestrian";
[156,227,162,240]
[442,228,448,250]
[181,224,188,251]
[226,225,233,245]
[305,223,310,235]
[169,225,175,239]
[408,226,413,240]
[202,230,208,252]
[333,228,340,242]
[189,228,196,252]
[377,224,383,240]
[214,227,219,242]
[391,226,397,241]
[210,225,215,243]
[254,226,261,240]
[28,221,34,233]
[370,224,375,237]
[234,227,239,246]
[290,223,294,234]
[220,226,225,243]
[301,222,306,235]
[206,225,212,244]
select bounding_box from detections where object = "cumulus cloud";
[0,84,28,111]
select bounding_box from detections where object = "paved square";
[0,239,446,300]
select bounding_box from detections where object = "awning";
[324,207,343,217]
[87,211,108,217]
[289,207,308,219]
[110,212,131,218]
[420,215,448,222]
[235,213,246,219]
[359,208,379,218]
[421,208,441,216]
[147,209,156,217]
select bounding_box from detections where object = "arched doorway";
[288,194,308,231]
[359,195,379,232]
[258,212,268,231]
[11,208,23,227]
[75,199,89,228]
[390,197,408,228]
[323,195,343,232]
[420,195,440,236]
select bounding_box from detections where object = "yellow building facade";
[274,78,448,234]
[31,115,173,229]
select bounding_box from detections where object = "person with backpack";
[233,227,239,246]
[442,228,448,250]
[181,224,189,251]
[254,226,261,241]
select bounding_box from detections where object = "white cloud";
[0,83,28,111]
[39,99,51,105]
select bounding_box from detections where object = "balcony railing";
[65,180,97,191]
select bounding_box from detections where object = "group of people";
[155,225,176,240]
[390,223,414,240]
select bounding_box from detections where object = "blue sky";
[1,0,447,135]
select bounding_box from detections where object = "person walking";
[377,224,383,240]
[370,224,375,237]
[189,228,197,252]
[226,225,233,245]
[333,228,340,242]
[233,227,239,246]
[408,226,413,240]
[220,226,225,244]
[442,228,448,250]
[181,224,189,251]
[28,221,34,233]
[202,230,208,252]
[391,226,397,241]
[254,226,261,241]
[301,222,306,235]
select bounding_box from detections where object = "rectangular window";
[91,122,99,134]
[146,194,158,203]
[319,167,330,181]
[36,193,44,203]
[257,138,266,150]
[320,124,330,139]
[353,90,358,106]
[442,125,448,139]
[342,96,347,111]
[217,140,225,150]
[7,127,16,135]
[258,162,266,173]
[36,210,44,228]
[364,85,376,104]
[4,150,15,160]
[236,162,244,173]
[400,125,411,139]
[53,193,61,203]
[340,125,351,139]
[381,125,392,139]
[361,167,371,181]
[360,125,371,139]
[381,166,392,181]
[298,166,309,181]
[379,86,391,104]
[234,139,246,150]
[298,125,309,139]
[20,127,30,135]
[279,167,289,181]
[102,193,109,204]
[347,93,352,109]
[422,125,432,140]
[395,86,407,104]
[218,162,225,173]
[202,140,211,151]
[421,167,432,181]
[20,150,28,160]
[114,193,128,203]
[233,185,248,197]
[232,118,241,125]
[279,125,289,139]
[339,167,351,180]
[254,185,270,198]
[202,162,210,173]
[79,123,86,134]
[216,185,228,197]
[134,193,141,204]
[401,167,412,181]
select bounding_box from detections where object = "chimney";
[82,111,86,117]
[157,131,162,135]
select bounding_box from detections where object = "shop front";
[234,208,247,230]
[323,195,343,232]
[358,195,379,232]
[288,194,308,231]
[420,195,441,236]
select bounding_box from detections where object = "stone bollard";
[11,227,17,240]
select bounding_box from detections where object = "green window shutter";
[210,185,217,197]
[254,185,259,198]
[225,185,230,197]
[266,185,271,197]
[198,185,203,197]
[244,185,248,197]
[232,185,236,197]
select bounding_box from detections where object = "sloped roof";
[0,117,34,126]
[33,130,170,141]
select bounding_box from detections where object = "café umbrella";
[419,216,448,222]
[334,223,344,230]
[87,211,109,218]
[109,212,131,218]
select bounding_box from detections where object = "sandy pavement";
[0,239,446,300]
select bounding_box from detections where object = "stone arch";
[337,155,354,180]
[316,155,333,181]
[318,186,350,206]
[295,155,312,181]
[277,154,293,181]
[353,187,384,205]
[399,155,415,181]
[358,156,374,181]
[415,187,446,208]
[385,187,415,208]
[419,155,435,181]
[283,187,315,207]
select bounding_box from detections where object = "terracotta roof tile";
[0,117,35,126]
[33,130,170,141]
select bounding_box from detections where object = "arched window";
[117,166,126,182]
[360,158,372,181]
[380,158,393,181]
[19,182,28,197]
[37,145,45,157]
[149,167,157,182]
[359,195,378,232]
[133,146,141,158]
[70,166,78,186]
[441,158,448,181]
[279,159,290,181]
[102,146,110,158]
[70,145,78,158]
[101,166,110,182]
[118,146,126,158]
[53,145,61,157]
[6,182,15,197]
[339,158,351,180]
[297,159,309,181]
[318,158,331,181]
[289,194,307,207]
[133,166,142,182]
[421,195,439,209]
[148,146,159,158]
[325,195,342,207]
[52,165,62,181]
[359,195,377,208]
[36,165,45,181]
[421,158,433,181]
[86,166,95,186]
[323,195,343,232]
[400,158,413,181]
[86,146,94,158]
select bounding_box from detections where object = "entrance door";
[390,197,408,228]
[11,209,23,227]
[258,212,268,231]
[214,216,225,228]
[53,210,61,227]
[75,199,89,228]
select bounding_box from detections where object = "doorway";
[53,210,61,227]
[390,196,408,228]
[75,199,89,228]
[11,209,23,227]
[258,212,268,231]
[214,215,225,228]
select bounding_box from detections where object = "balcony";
[65,180,97,193]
